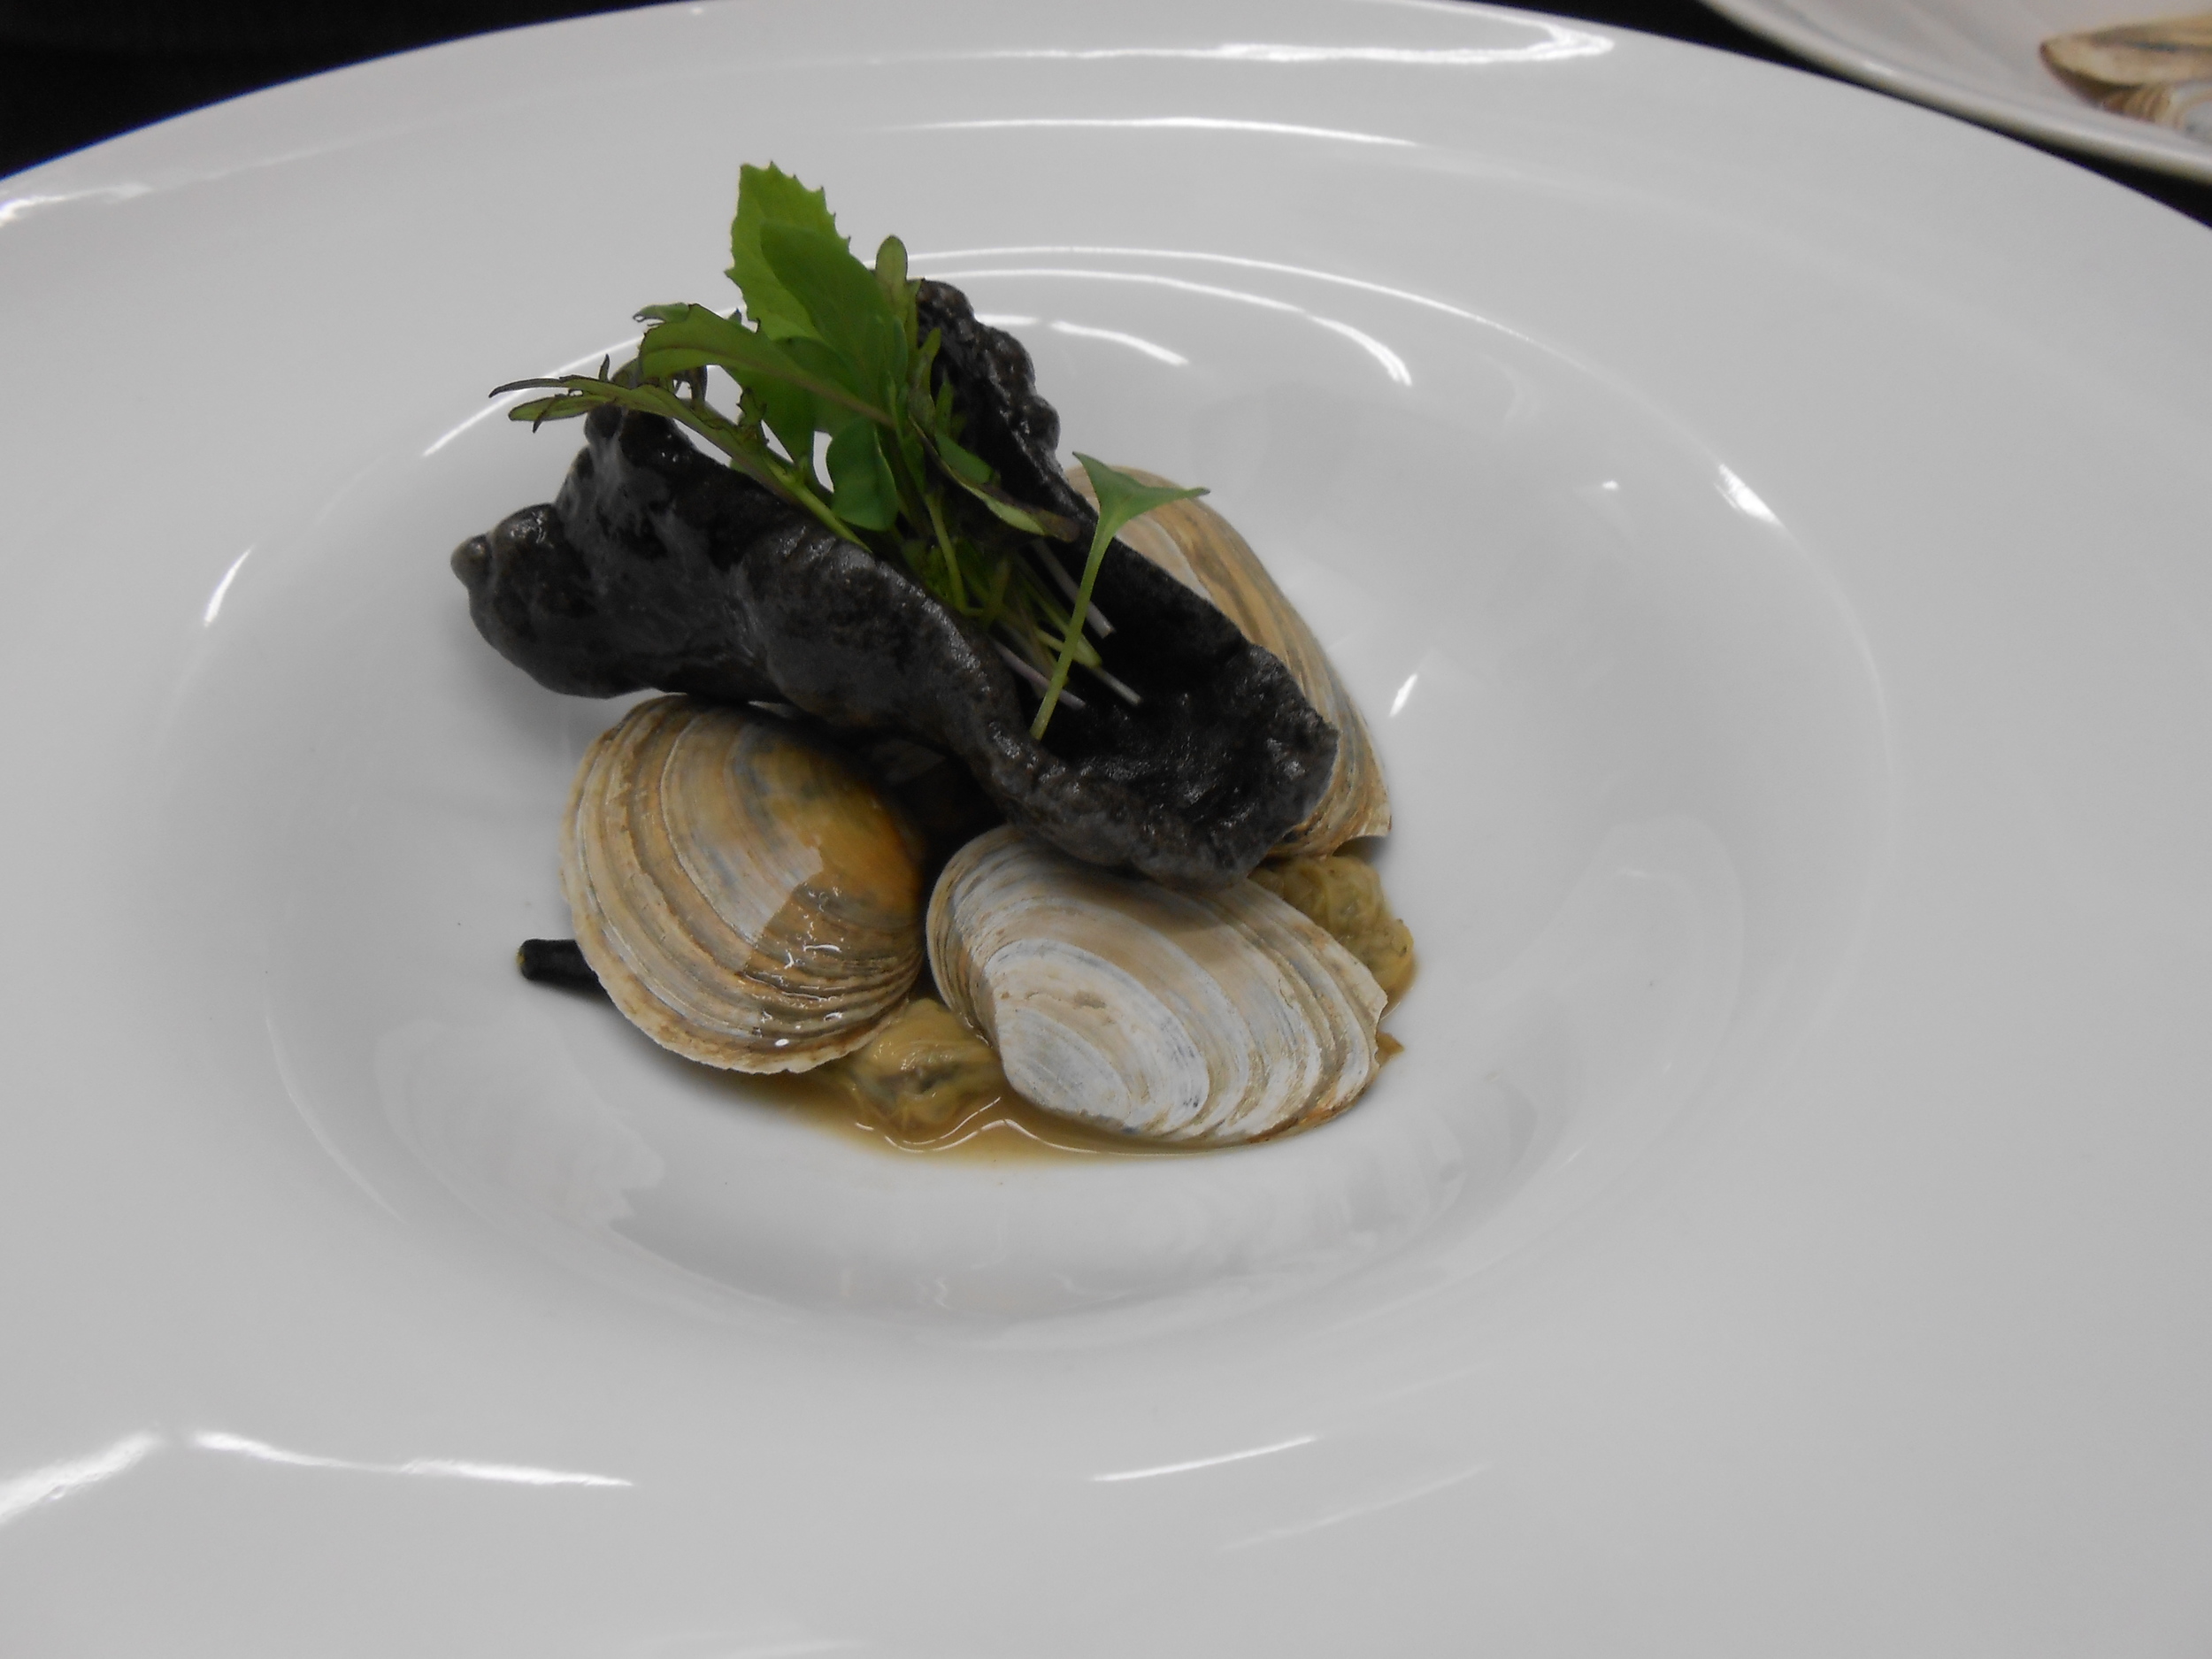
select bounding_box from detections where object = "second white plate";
[1705,0,2212,181]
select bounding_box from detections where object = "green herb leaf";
[1077,453,1211,546]
[943,465,1080,540]
[726,163,843,341]
[873,234,918,342]
[932,427,994,486]
[825,419,899,531]
[761,221,907,401]
[503,390,595,427]
[752,378,821,481]
[633,303,870,419]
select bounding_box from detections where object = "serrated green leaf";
[761,221,907,399]
[726,163,843,342]
[778,332,872,408]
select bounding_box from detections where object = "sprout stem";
[996,642,1087,711]
[1081,662,1142,706]
[1037,543,1116,635]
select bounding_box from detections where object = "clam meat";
[1070,463,1391,856]
[1249,855,1416,1002]
[817,995,1013,1140]
[928,826,1386,1145]
[2043,12,2212,140]
[563,695,927,1071]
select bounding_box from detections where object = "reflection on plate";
[1704,0,2212,180]
[4,0,2211,1651]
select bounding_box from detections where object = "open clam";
[928,826,1385,1145]
[563,695,926,1071]
[2042,12,2212,139]
[1070,463,1391,856]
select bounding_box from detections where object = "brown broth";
[736,1071,1175,1162]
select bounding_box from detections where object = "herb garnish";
[496,165,1203,738]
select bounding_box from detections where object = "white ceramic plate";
[4,1,2211,1651]
[1704,0,2212,181]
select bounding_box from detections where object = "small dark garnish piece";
[516,938,604,995]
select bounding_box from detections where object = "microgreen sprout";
[1037,457,1206,737]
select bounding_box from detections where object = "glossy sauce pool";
[748,1071,1174,1160]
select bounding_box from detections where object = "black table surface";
[4,0,2208,228]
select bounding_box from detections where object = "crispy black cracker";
[450,285,1334,887]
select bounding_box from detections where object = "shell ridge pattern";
[663,715,787,956]
[561,698,925,1070]
[594,707,703,1016]
[1226,881,1383,1128]
[987,938,1212,1141]
[564,721,640,1008]
[984,935,1212,1139]
[666,718,866,1012]
[926,826,1383,1145]
[571,707,750,1044]
[1191,910,1311,1141]
[619,708,782,1034]
[964,849,1248,1141]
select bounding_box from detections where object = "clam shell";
[563,696,926,1071]
[2043,13,2212,138]
[928,826,1384,1144]
[1069,464,1390,856]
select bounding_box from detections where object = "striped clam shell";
[2043,13,2212,139]
[1069,463,1391,856]
[562,696,926,1071]
[928,826,1384,1145]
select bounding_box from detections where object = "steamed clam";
[563,695,927,1071]
[817,995,1013,1140]
[1070,463,1391,856]
[2042,12,2212,140]
[927,826,1385,1145]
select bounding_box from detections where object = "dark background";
[4,0,2209,228]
